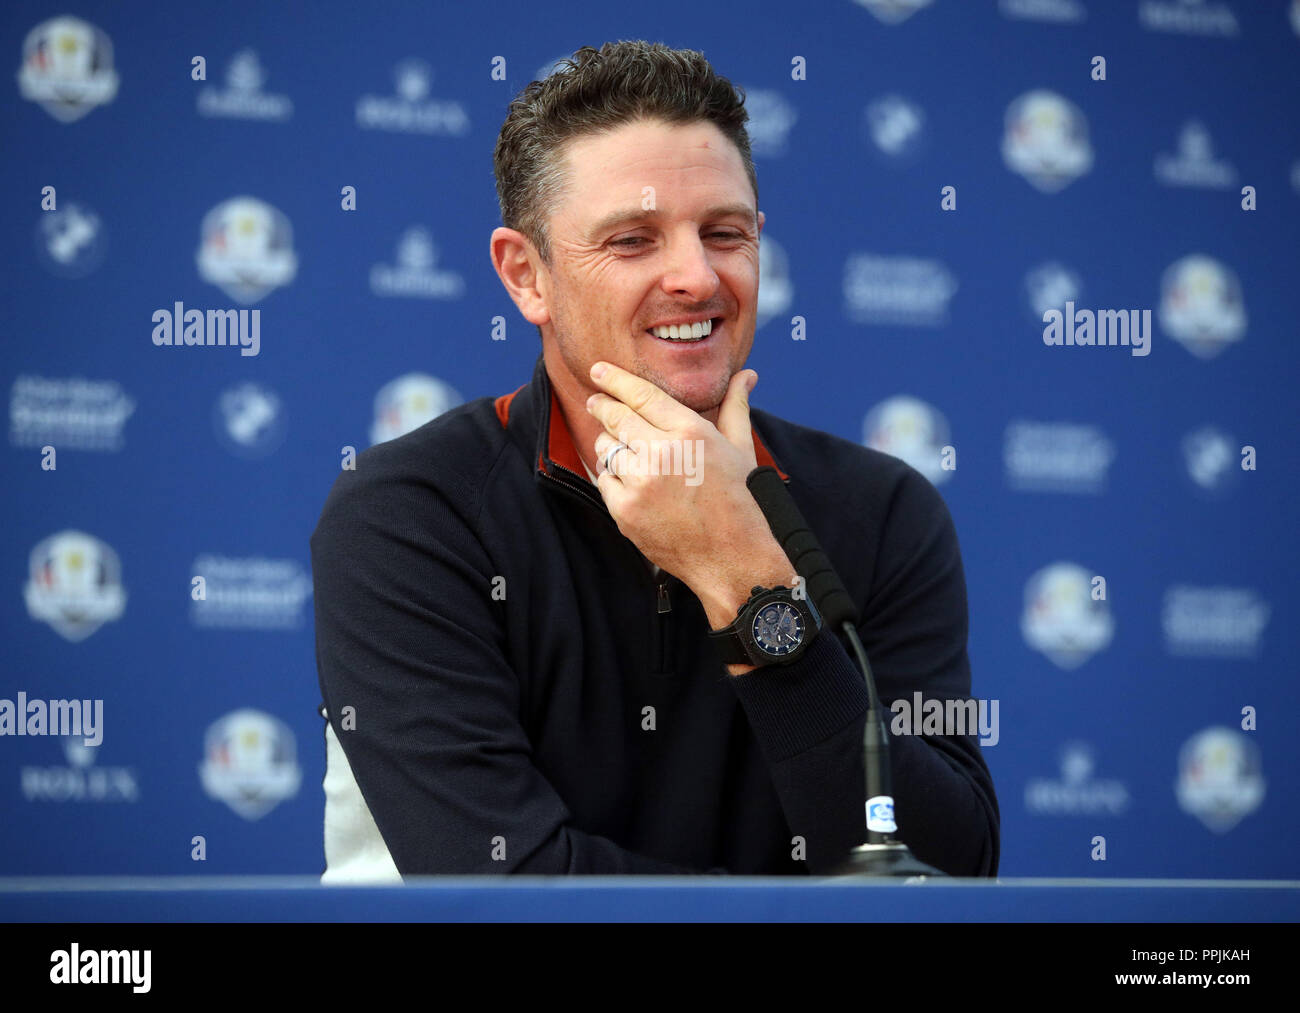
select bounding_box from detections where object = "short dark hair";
[493,41,758,265]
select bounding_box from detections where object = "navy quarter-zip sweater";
[311,355,999,876]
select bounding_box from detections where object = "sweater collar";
[495,354,790,486]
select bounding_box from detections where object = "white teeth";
[651,319,714,341]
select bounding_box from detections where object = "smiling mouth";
[645,317,722,343]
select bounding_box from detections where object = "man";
[312,41,998,878]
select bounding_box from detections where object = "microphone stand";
[833,620,945,878]
[746,467,945,879]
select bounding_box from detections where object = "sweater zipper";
[539,465,618,522]
[654,575,672,675]
[541,465,675,672]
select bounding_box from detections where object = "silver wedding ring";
[603,442,629,474]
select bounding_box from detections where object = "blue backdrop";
[3,0,1297,879]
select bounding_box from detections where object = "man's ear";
[757,210,765,237]
[490,227,550,326]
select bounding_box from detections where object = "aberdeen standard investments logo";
[1004,420,1114,494]
[843,253,957,327]
[1162,585,1269,658]
[9,375,135,452]
[190,555,311,629]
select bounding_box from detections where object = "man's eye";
[612,233,743,248]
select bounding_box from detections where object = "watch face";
[750,601,804,657]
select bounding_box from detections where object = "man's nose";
[659,233,720,301]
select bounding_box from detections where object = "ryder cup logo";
[862,396,952,487]
[1175,727,1264,833]
[17,16,118,123]
[24,531,126,642]
[865,797,897,833]
[853,0,934,24]
[1158,255,1246,359]
[197,197,297,304]
[199,709,301,820]
[1002,90,1093,193]
[1020,562,1113,669]
[755,236,793,330]
[370,373,463,445]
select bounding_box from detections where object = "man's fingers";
[714,370,758,456]
[589,361,694,430]
[587,392,662,445]
[594,431,633,476]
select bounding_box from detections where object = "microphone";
[746,466,945,878]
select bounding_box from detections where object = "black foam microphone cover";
[746,466,860,631]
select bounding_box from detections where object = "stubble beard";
[553,317,737,418]
[632,356,734,417]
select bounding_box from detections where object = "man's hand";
[585,361,796,657]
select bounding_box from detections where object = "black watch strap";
[710,624,756,666]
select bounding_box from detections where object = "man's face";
[537,117,763,416]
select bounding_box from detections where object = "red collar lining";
[495,383,790,482]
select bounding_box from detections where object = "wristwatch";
[708,584,822,668]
